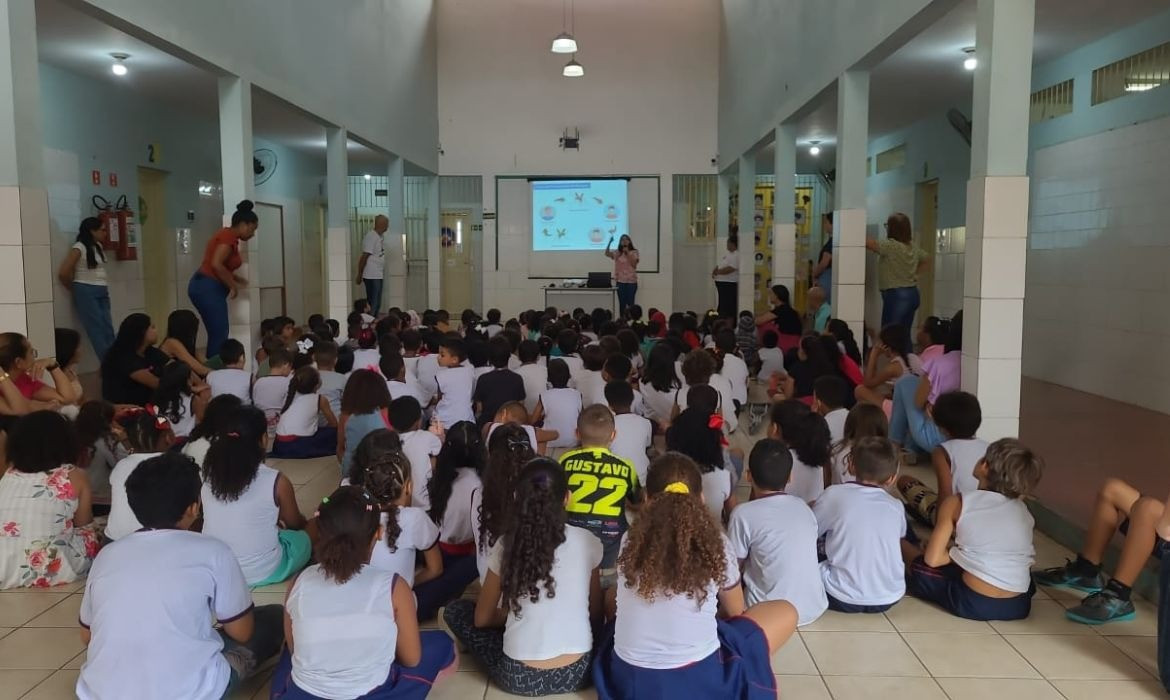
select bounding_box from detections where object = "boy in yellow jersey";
[559,405,642,577]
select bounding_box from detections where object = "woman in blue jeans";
[187,200,259,360]
[867,212,929,341]
[605,234,640,317]
[57,218,116,361]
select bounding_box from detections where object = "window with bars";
[875,144,906,174]
[1030,79,1074,123]
[1092,41,1170,105]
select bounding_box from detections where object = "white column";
[771,125,798,293]
[218,76,258,357]
[426,175,441,308]
[325,127,351,322]
[962,0,1035,441]
[832,70,870,336]
[737,156,756,314]
[0,0,52,352]
[385,155,406,309]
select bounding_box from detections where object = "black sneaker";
[1065,589,1136,625]
[1033,559,1107,592]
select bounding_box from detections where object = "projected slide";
[532,179,628,251]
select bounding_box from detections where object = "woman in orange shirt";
[186,200,259,361]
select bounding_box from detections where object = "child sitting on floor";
[769,400,832,504]
[472,423,537,581]
[813,437,906,613]
[433,336,476,427]
[444,458,602,696]
[314,340,347,423]
[181,394,243,469]
[666,386,736,524]
[485,402,558,455]
[812,375,851,443]
[337,370,392,480]
[75,400,129,511]
[896,391,987,524]
[390,397,443,511]
[251,347,293,437]
[206,339,250,404]
[271,486,457,699]
[905,438,1043,621]
[152,361,204,442]
[200,406,310,587]
[828,402,888,485]
[272,366,339,459]
[532,359,582,451]
[78,452,283,699]
[606,381,653,484]
[105,410,175,542]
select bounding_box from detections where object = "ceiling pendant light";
[551,0,577,53]
[808,141,821,156]
[962,47,977,71]
[110,52,129,76]
[563,55,584,78]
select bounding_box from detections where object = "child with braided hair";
[444,458,602,696]
[472,423,537,582]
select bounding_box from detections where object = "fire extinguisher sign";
[91,170,100,185]
[109,173,118,187]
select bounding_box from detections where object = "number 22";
[567,473,628,517]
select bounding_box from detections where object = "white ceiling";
[758,0,1169,174]
[33,0,395,173]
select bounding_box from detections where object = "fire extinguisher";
[91,195,137,261]
[91,195,118,252]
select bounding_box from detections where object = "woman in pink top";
[605,234,640,317]
[889,311,963,454]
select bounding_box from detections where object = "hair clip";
[143,403,158,417]
[296,338,315,355]
[153,416,169,430]
[663,481,690,495]
[321,496,330,504]
[707,414,725,431]
[365,504,374,511]
[365,364,380,374]
[226,431,240,438]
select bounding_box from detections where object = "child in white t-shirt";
[714,330,750,409]
[575,345,608,408]
[593,454,797,698]
[380,352,425,405]
[532,358,582,450]
[666,387,736,523]
[250,348,293,438]
[105,411,176,542]
[486,402,559,455]
[897,391,989,524]
[433,337,475,427]
[313,340,347,426]
[812,375,851,443]
[602,354,646,417]
[389,396,443,512]
[413,421,486,620]
[769,400,831,504]
[515,339,549,414]
[275,486,456,698]
[152,361,204,441]
[814,437,906,613]
[77,452,283,700]
[271,366,339,459]
[728,439,827,626]
[473,423,538,581]
[180,394,243,469]
[206,338,251,404]
[443,458,602,695]
[606,381,653,484]
[756,330,787,382]
[829,403,888,485]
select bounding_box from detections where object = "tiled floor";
[0,424,1164,699]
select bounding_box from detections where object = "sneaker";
[222,645,258,680]
[1065,589,1136,625]
[1033,559,1107,592]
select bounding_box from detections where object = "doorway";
[915,180,939,325]
[254,202,287,318]
[440,210,473,311]
[137,167,173,326]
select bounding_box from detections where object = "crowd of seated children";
[829,402,889,485]
[667,386,737,524]
[0,411,98,588]
[445,459,602,695]
[200,406,310,588]
[593,453,797,699]
[350,429,443,593]
[337,369,392,479]
[768,400,831,504]
[729,438,827,626]
[272,366,339,459]
[896,391,988,524]
[413,421,485,620]
[904,438,1044,621]
[814,436,907,613]
[78,452,285,699]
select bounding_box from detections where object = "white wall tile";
[22,244,53,304]
[0,303,28,334]
[0,244,27,304]
[0,188,21,245]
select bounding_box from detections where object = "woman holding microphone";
[605,234,640,317]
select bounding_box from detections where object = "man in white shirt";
[356,214,388,315]
[712,234,740,319]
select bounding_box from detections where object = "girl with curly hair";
[355,430,443,593]
[593,453,797,700]
[444,458,602,696]
[272,486,457,699]
[472,423,536,581]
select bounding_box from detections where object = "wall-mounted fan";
[947,108,973,146]
[253,148,278,186]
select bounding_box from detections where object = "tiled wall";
[934,226,966,319]
[1023,114,1170,414]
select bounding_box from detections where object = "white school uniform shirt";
[251,375,289,435]
[400,430,442,511]
[830,444,857,485]
[286,564,397,699]
[276,392,321,437]
[486,422,539,452]
[540,387,583,448]
[560,354,585,386]
[813,482,906,607]
[720,354,749,405]
[386,377,425,405]
[713,250,739,283]
[515,362,549,414]
[434,365,476,427]
[414,354,441,405]
[360,230,385,279]
[164,395,196,439]
[675,375,739,433]
[200,464,282,585]
[757,346,786,381]
[181,438,212,469]
[507,354,522,371]
[318,370,347,426]
[614,534,741,669]
[576,369,608,408]
[638,380,678,424]
[949,490,1035,593]
[824,408,848,444]
[438,468,481,544]
[105,452,160,541]
[610,412,653,484]
[728,493,828,626]
[787,450,825,504]
[207,368,251,404]
[943,438,989,496]
[700,468,733,521]
[487,525,602,661]
[351,348,381,373]
[78,530,253,700]
[403,355,421,379]
[368,506,440,586]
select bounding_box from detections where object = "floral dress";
[0,465,99,588]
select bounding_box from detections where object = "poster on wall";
[753,186,773,315]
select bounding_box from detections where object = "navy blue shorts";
[907,558,1033,622]
[1120,518,1170,558]
[826,595,895,614]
